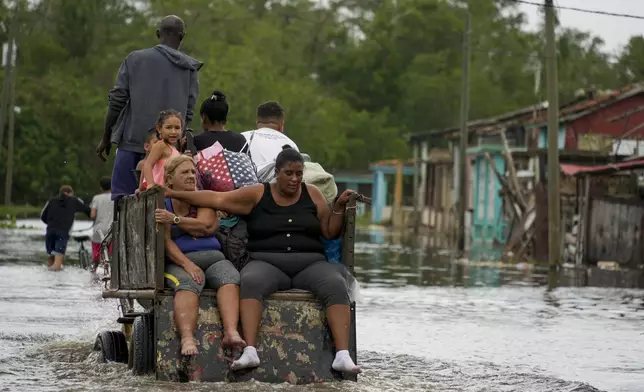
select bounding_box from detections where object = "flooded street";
[1,221,643,392]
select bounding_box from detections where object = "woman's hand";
[333,189,355,213]
[155,208,176,225]
[157,185,174,198]
[183,261,204,285]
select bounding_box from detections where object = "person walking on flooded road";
[89,177,114,270]
[96,15,203,201]
[40,185,91,271]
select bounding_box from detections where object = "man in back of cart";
[95,15,203,201]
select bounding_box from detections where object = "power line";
[508,0,644,20]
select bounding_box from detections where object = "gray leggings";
[165,250,240,295]
[240,252,350,307]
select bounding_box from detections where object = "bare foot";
[221,330,246,350]
[181,337,199,356]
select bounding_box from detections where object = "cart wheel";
[79,248,87,269]
[94,330,128,363]
[131,312,154,375]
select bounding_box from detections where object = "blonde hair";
[164,155,195,187]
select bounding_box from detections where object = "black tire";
[79,248,90,269]
[128,331,134,369]
[94,330,128,363]
[131,312,154,375]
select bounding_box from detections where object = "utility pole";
[457,9,471,253]
[545,0,561,269]
[0,7,17,151]
[4,48,16,205]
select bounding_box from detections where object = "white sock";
[231,346,260,370]
[332,350,362,373]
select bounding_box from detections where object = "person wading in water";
[96,15,203,201]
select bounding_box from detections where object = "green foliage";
[0,0,639,205]
[0,204,41,227]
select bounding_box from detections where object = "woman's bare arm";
[166,184,263,216]
[307,184,344,240]
[141,142,166,189]
[175,207,219,237]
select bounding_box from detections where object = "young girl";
[139,110,182,191]
[136,128,161,188]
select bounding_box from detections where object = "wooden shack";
[560,159,644,270]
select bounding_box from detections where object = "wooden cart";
[94,188,359,384]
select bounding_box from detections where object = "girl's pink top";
[142,146,180,189]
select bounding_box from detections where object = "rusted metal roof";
[408,83,644,143]
[407,102,548,142]
[527,83,644,126]
[560,157,644,176]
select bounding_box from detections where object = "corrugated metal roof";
[560,157,644,176]
[408,83,644,143]
[407,102,548,141]
[527,83,644,126]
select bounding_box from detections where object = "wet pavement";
[0,220,642,391]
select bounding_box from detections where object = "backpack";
[215,219,251,271]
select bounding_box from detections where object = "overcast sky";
[519,0,644,55]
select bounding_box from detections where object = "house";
[369,159,414,226]
[526,83,644,154]
[408,103,547,255]
[558,158,644,271]
[405,83,644,257]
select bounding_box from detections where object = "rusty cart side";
[97,187,361,384]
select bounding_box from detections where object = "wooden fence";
[427,207,456,250]
[585,195,644,268]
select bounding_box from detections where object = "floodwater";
[1,221,643,392]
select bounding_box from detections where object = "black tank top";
[246,183,324,254]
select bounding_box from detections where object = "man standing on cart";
[95,15,203,200]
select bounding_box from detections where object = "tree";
[0,0,631,204]
[617,35,644,84]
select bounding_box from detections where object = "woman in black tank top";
[165,146,362,374]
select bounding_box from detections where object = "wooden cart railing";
[105,187,359,294]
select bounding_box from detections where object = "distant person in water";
[90,177,114,270]
[96,15,203,200]
[193,90,248,153]
[40,185,91,271]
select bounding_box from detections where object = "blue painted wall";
[537,125,566,149]
[369,166,414,224]
[371,170,388,223]
[470,151,506,260]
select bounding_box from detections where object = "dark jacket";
[40,195,91,236]
[108,44,204,153]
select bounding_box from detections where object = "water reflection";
[354,229,551,288]
[354,228,644,291]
